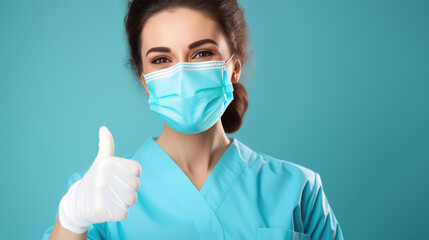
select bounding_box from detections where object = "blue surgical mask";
[142,54,235,134]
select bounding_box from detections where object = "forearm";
[48,217,88,240]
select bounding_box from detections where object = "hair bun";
[221,82,249,133]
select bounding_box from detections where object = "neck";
[155,119,231,176]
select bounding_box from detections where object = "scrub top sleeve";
[303,172,344,240]
[41,153,134,239]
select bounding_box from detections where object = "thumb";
[95,125,115,161]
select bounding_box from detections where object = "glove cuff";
[58,180,89,234]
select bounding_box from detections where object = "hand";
[58,126,141,234]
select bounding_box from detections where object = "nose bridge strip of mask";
[145,64,226,82]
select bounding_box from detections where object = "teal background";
[0,0,428,239]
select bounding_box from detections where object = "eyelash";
[151,49,213,64]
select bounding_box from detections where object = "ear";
[140,74,149,95]
[231,58,242,84]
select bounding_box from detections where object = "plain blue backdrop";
[1,0,428,239]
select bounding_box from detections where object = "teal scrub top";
[42,136,344,240]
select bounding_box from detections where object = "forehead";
[140,8,225,53]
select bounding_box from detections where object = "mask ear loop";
[222,53,235,84]
[222,53,235,82]
[222,53,235,81]
[221,53,235,101]
[224,53,235,66]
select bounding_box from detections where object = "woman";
[42,0,344,239]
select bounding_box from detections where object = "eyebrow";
[145,38,218,57]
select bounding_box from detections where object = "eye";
[152,56,171,64]
[193,50,213,59]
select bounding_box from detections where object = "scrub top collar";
[132,136,255,213]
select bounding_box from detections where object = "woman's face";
[139,7,241,94]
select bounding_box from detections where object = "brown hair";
[124,0,251,133]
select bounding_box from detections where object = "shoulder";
[238,139,319,191]
[260,151,317,180]
[235,139,317,180]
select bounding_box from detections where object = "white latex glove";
[58,126,141,234]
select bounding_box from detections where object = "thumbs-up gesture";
[58,126,141,234]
